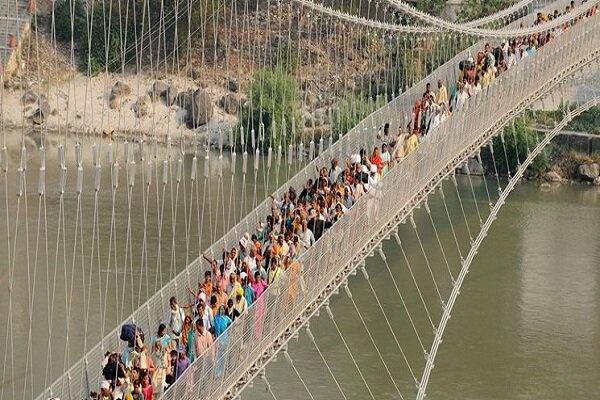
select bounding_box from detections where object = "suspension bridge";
[1,0,599,399]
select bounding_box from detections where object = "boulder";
[594,176,600,186]
[109,96,121,110]
[151,80,170,101]
[38,99,52,118]
[112,81,131,97]
[304,115,314,128]
[30,109,45,125]
[165,84,178,106]
[131,95,151,118]
[577,163,600,181]
[175,89,194,109]
[227,78,239,93]
[219,93,239,115]
[187,89,213,128]
[109,81,131,110]
[27,97,52,125]
[544,171,563,183]
[21,89,39,106]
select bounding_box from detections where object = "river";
[1,134,599,399]
[240,178,600,400]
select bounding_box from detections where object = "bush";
[51,0,130,74]
[567,106,600,134]
[52,0,86,43]
[457,0,516,22]
[481,117,550,177]
[237,68,300,150]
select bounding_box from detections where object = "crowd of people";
[89,2,598,399]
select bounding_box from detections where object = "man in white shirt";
[194,293,213,332]
[223,248,237,281]
[166,296,186,339]
[243,248,258,276]
[368,164,380,188]
[329,158,342,184]
[301,219,316,249]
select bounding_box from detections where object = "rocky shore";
[2,73,247,146]
[456,155,600,187]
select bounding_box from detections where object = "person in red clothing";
[370,147,383,173]
[141,373,153,400]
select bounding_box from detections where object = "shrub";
[481,116,550,177]
[237,68,301,150]
[567,106,600,134]
[51,0,128,74]
[457,0,516,22]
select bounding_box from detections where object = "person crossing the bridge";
[193,319,213,359]
[213,305,232,337]
[166,296,186,343]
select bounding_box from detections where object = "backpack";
[120,323,145,346]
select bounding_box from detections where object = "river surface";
[1,134,599,399]
[240,177,600,400]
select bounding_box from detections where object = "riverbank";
[458,149,600,187]
[2,71,241,145]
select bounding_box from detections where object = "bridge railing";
[36,0,586,398]
[163,9,600,400]
[165,12,600,400]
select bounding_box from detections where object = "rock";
[131,95,151,118]
[577,163,600,181]
[175,89,194,109]
[103,125,114,137]
[187,89,213,128]
[594,176,600,186]
[544,171,563,183]
[21,89,39,106]
[227,78,239,93]
[165,84,178,106]
[109,81,131,110]
[109,96,121,110]
[38,99,51,118]
[151,80,170,101]
[112,81,131,97]
[219,93,239,115]
[460,157,484,176]
[30,109,45,125]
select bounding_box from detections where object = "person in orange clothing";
[186,271,213,307]
[370,146,383,173]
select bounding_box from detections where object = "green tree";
[238,68,301,150]
[414,0,447,16]
[481,117,550,177]
[567,106,600,134]
[52,0,136,74]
